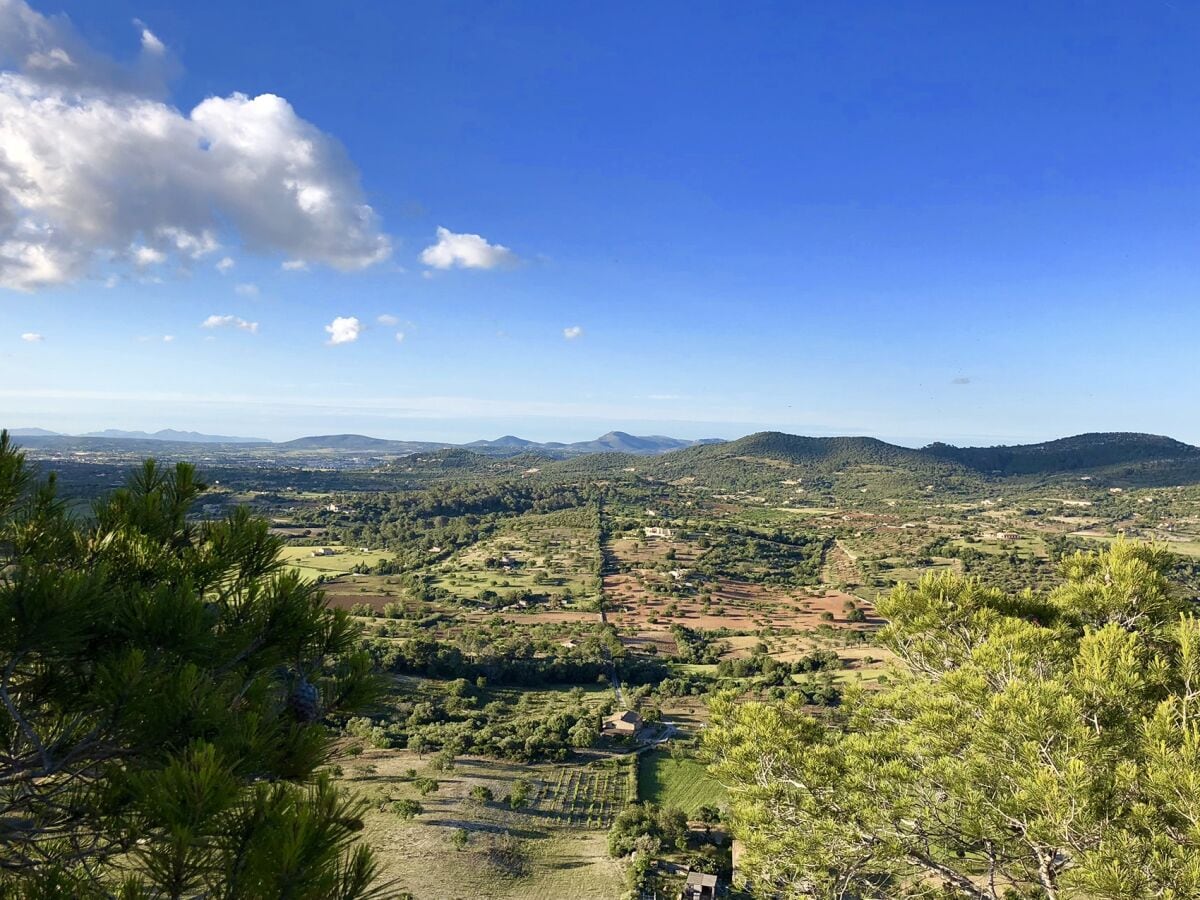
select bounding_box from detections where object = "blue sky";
[2,1,1198,445]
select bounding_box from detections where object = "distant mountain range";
[5,428,722,458]
[10,427,270,444]
[79,429,269,444]
[8,427,1200,479]
[277,430,720,456]
[276,434,445,453]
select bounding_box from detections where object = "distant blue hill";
[9,427,62,437]
[79,429,269,444]
[466,431,724,456]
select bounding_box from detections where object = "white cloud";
[201,314,258,334]
[215,256,234,273]
[377,313,399,326]
[563,325,583,340]
[394,331,405,343]
[234,282,259,297]
[324,315,361,345]
[280,258,307,271]
[132,245,166,267]
[160,226,218,258]
[0,1,175,96]
[420,226,516,270]
[0,1,391,291]
[20,331,42,342]
[136,22,165,56]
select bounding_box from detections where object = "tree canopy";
[705,540,1200,899]
[0,433,385,898]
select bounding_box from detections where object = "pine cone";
[288,678,321,722]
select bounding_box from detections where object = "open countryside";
[5,1,1199,897]
[9,426,1200,897]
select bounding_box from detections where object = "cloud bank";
[0,0,391,291]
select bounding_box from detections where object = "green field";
[637,751,727,815]
[1070,531,1200,558]
[277,544,393,581]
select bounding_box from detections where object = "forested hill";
[601,430,1200,496]
[922,432,1200,475]
[656,430,1200,477]
[707,432,936,468]
[642,431,964,477]
[620,431,977,498]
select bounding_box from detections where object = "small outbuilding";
[681,870,718,900]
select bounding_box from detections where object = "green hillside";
[923,432,1200,475]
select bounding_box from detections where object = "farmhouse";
[312,547,335,557]
[680,870,719,900]
[602,710,643,736]
[644,526,674,539]
[985,531,1020,541]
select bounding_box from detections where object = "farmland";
[17,428,1200,898]
[637,752,726,815]
[277,544,394,582]
[163,445,1189,897]
[336,750,627,899]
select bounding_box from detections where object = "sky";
[1,0,1198,446]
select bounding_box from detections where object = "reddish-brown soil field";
[604,571,874,634]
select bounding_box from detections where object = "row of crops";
[534,757,638,829]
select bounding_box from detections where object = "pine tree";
[0,432,387,897]
[706,539,1200,900]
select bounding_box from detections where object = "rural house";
[602,710,643,736]
[644,526,674,539]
